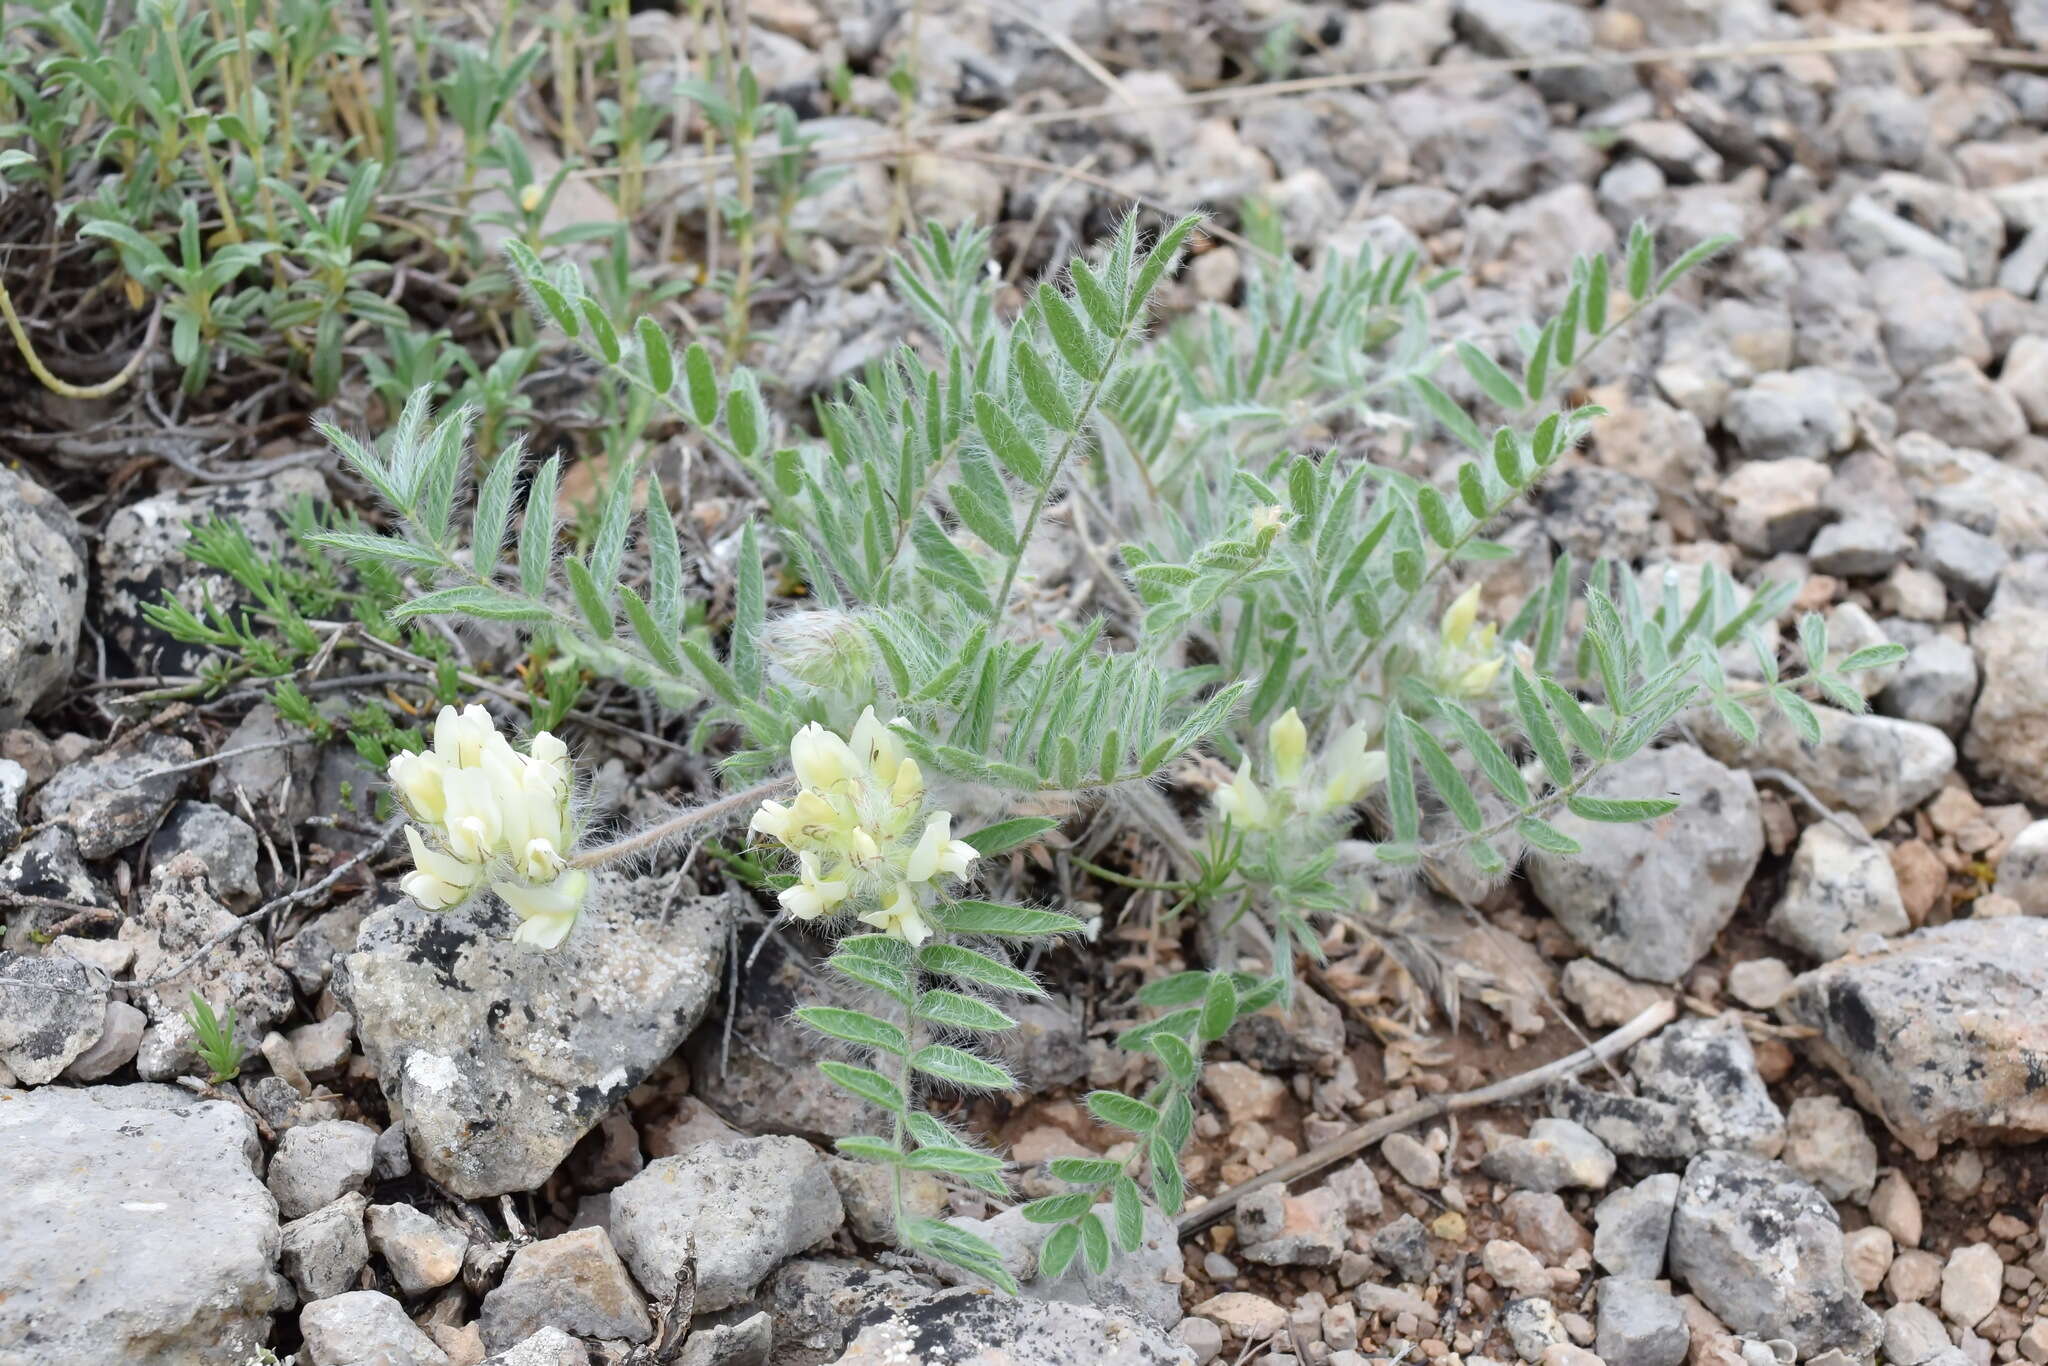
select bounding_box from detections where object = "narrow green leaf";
[518,456,559,597]
[471,440,523,575]
[905,1145,1007,1174]
[562,557,613,639]
[1541,679,1608,759]
[390,585,551,622]
[918,943,1046,996]
[1585,252,1610,334]
[1080,1212,1111,1274]
[726,370,765,458]
[1150,1033,1198,1089]
[1128,213,1201,318]
[1524,320,1556,400]
[1049,1156,1123,1184]
[1566,794,1680,823]
[1654,234,1735,295]
[1457,462,1489,520]
[1384,705,1420,844]
[962,817,1061,856]
[1416,485,1457,549]
[930,901,1082,938]
[683,341,720,426]
[1039,1221,1082,1279]
[1409,373,1485,453]
[1069,258,1119,334]
[1039,282,1101,380]
[817,1060,903,1112]
[796,1006,908,1055]
[976,392,1044,484]
[1015,341,1076,431]
[1111,1176,1145,1252]
[619,586,683,673]
[1838,643,1907,672]
[915,990,1017,1033]
[1625,220,1655,298]
[1138,972,1212,1008]
[1147,1135,1184,1214]
[637,316,673,393]
[835,1136,903,1163]
[1456,339,1525,411]
[1198,973,1237,1043]
[1022,1192,1098,1224]
[1405,714,1484,833]
[1442,702,1530,807]
[1774,687,1824,744]
[1085,1089,1160,1134]
[1517,816,1581,855]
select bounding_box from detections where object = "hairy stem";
[571,775,791,866]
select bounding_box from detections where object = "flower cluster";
[750,708,978,946]
[1431,583,1506,698]
[387,704,588,948]
[1213,706,1387,833]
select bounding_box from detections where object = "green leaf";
[918,944,1045,996]
[620,587,683,673]
[835,1136,903,1164]
[1442,701,1531,807]
[1654,234,1735,295]
[1128,214,1200,317]
[471,441,523,575]
[1137,972,1211,1008]
[1541,679,1608,759]
[1080,1212,1111,1275]
[796,1006,908,1055]
[1585,252,1610,334]
[1405,714,1484,833]
[1518,816,1581,855]
[976,392,1044,484]
[930,900,1081,938]
[1049,1156,1124,1184]
[581,298,620,363]
[1566,794,1680,823]
[915,990,1017,1033]
[1039,281,1101,379]
[1069,258,1120,334]
[817,1060,903,1112]
[1838,643,1907,672]
[912,1044,1017,1093]
[307,530,448,572]
[726,370,765,458]
[1409,373,1485,453]
[637,316,673,393]
[827,950,914,1004]
[1147,1135,1184,1214]
[963,817,1061,856]
[1198,973,1237,1043]
[563,557,613,639]
[1150,1033,1198,1089]
[1457,462,1490,520]
[1112,1176,1145,1252]
[1524,320,1555,400]
[518,456,559,597]
[1457,339,1525,411]
[1038,1222,1082,1279]
[906,1145,1007,1174]
[1085,1089,1160,1134]
[1625,220,1655,298]
[683,341,719,426]
[391,585,551,623]
[1384,705,1420,845]
[1015,341,1076,431]
[1774,687,1824,745]
[1022,1192,1098,1223]
[1415,485,1457,549]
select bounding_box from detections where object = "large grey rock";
[366,1202,468,1297]
[1593,1173,1679,1280]
[1385,81,1552,206]
[933,1204,1184,1329]
[63,998,145,1081]
[31,731,196,859]
[0,466,86,727]
[268,1119,378,1220]
[0,950,108,1083]
[1781,1095,1878,1203]
[336,870,724,1198]
[1898,359,2028,453]
[1479,1118,1616,1193]
[1778,918,2048,1158]
[95,467,327,675]
[826,1286,1194,1365]
[1766,820,1909,961]
[1894,432,2048,555]
[1723,369,1860,463]
[1699,706,1954,833]
[483,1326,592,1366]
[765,1257,939,1363]
[1668,1150,1881,1359]
[479,1226,651,1351]
[609,1136,844,1312]
[1526,745,1762,983]
[280,1194,371,1301]
[1629,1015,1785,1158]
[1596,1279,1690,1366]
[1964,607,2048,805]
[148,800,261,909]
[0,1083,288,1364]
[1996,819,2048,913]
[1869,256,1991,379]
[207,702,321,833]
[300,1290,450,1366]
[1879,635,1979,737]
[1455,0,1636,106]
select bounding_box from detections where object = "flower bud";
[1269,707,1308,786]
[761,610,874,694]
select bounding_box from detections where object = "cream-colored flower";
[400,827,481,909]
[860,882,934,946]
[387,749,449,825]
[438,767,503,863]
[750,799,794,842]
[1212,765,1273,830]
[848,706,907,787]
[433,703,497,767]
[789,722,857,793]
[889,756,924,808]
[1322,730,1389,810]
[779,851,850,920]
[1442,583,1483,647]
[1269,708,1308,786]
[497,868,589,949]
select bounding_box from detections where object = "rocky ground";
[8,0,2048,1364]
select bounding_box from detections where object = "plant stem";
[570,774,790,866]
